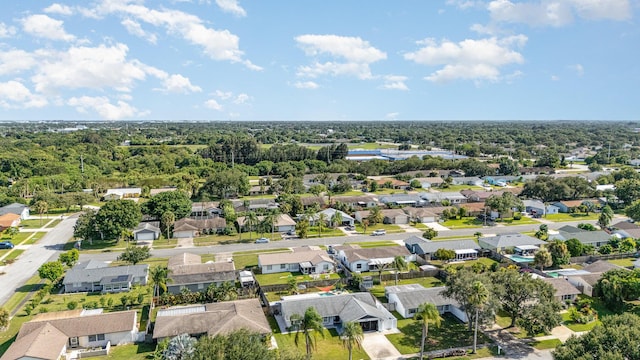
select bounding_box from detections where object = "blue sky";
[0,0,637,121]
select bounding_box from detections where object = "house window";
[356,264,362,270]
[88,334,105,342]
[198,283,204,290]
[562,294,573,301]
[322,316,333,324]
[323,264,329,271]
[266,265,272,270]
[281,264,286,269]
[408,308,417,314]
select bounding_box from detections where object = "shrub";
[513,213,522,220]
[67,301,78,310]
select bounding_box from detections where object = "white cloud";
[68,96,140,120]
[86,0,261,70]
[233,93,250,104]
[0,50,38,75]
[44,3,74,15]
[295,34,386,80]
[204,99,223,110]
[381,75,409,91]
[31,43,147,93]
[446,0,485,9]
[121,18,158,43]
[385,112,400,120]
[215,0,247,17]
[404,35,527,83]
[570,63,584,76]
[0,80,48,109]
[215,90,233,99]
[487,0,631,27]
[293,81,319,89]
[0,22,17,38]
[21,14,76,41]
[158,74,202,93]
[551,75,560,81]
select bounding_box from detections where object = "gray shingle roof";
[405,238,480,255]
[542,278,581,297]
[582,260,623,274]
[62,261,148,285]
[0,203,28,216]
[479,233,545,249]
[386,285,455,310]
[554,230,611,245]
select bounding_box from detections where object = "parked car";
[371,229,386,236]
[255,237,270,244]
[286,230,295,236]
[344,225,355,231]
[0,241,14,249]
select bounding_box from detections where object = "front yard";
[255,271,342,286]
[386,313,492,355]
[274,328,370,360]
[544,213,599,222]
[369,277,444,301]
[429,257,499,271]
[355,223,404,234]
[442,218,484,229]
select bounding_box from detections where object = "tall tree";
[317,213,327,237]
[392,255,408,285]
[245,211,258,241]
[485,192,523,219]
[533,248,552,270]
[367,206,383,225]
[161,211,176,239]
[142,190,192,220]
[58,249,79,267]
[414,302,442,360]
[468,281,489,354]
[330,211,343,228]
[94,200,142,240]
[289,307,324,360]
[117,246,151,265]
[547,240,570,267]
[150,265,170,305]
[598,205,614,229]
[38,261,64,282]
[341,322,364,360]
[32,200,48,226]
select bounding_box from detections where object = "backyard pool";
[506,254,534,263]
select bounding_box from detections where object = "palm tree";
[392,256,408,285]
[414,302,442,360]
[468,281,489,354]
[161,211,175,240]
[208,281,238,302]
[341,322,364,360]
[367,206,383,225]
[149,265,170,307]
[473,231,483,242]
[330,211,343,228]
[289,307,325,359]
[317,213,327,237]
[262,211,278,240]
[32,200,48,226]
[245,211,258,241]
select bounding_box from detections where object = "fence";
[78,341,110,358]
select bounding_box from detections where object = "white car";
[371,229,386,236]
[255,237,270,244]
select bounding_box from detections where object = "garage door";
[174,231,195,238]
[136,232,156,241]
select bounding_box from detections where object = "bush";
[67,301,78,310]
[513,213,522,220]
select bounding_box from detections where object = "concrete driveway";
[362,332,401,360]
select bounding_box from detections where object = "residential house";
[421,192,467,205]
[311,208,355,226]
[231,198,279,212]
[153,299,270,341]
[519,167,555,175]
[0,309,138,360]
[459,202,487,217]
[248,185,271,196]
[404,236,481,261]
[460,190,503,203]
[374,178,410,189]
[478,234,546,253]
[237,213,297,233]
[549,225,612,248]
[300,196,327,209]
[522,200,559,216]
[413,177,444,189]
[542,278,581,303]
[385,284,467,322]
[402,207,438,223]
[172,217,227,238]
[354,209,409,225]
[552,200,597,213]
[258,247,334,275]
[132,222,160,241]
[565,261,626,296]
[63,260,149,293]
[338,246,414,273]
[0,202,30,220]
[331,195,378,209]
[379,194,427,208]
[451,177,483,187]
[610,221,640,239]
[0,213,21,231]
[274,292,397,333]
[149,187,178,196]
[166,253,236,294]
[103,187,142,200]
[190,202,223,219]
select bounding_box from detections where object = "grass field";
[544,213,599,222]
[369,277,443,301]
[1,249,24,264]
[429,257,498,271]
[24,232,46,245]
[274,328,370,360]
[436,185,485,192]
[91,342,155,360]
[531,339,562,350]
[607,258,635,268]
[347,240,399,248]
[355,223,404,234]
[561,311,600,332]
[255,271,341,286]
[442,218,484,229]
[1,232,31,244]
[232,249,290,270]
[348,142,398,150]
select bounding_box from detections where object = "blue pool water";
[506,255,534,263]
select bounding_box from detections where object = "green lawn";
[369,277,443,301]
[92,342,155,359]
[151,239,178,249]
[607,258,635,268]
[19,219,49,228]
[495,310,512,329]
[348,142,397,150]
[195,232,283,246]
[255,272,341,286]
[429,257,498,270]
[232,249,291,270]
[274,328,370,360]
[387,313,490,354]
[371,188,405,195]
[438,185,486,192]
[494,217,540,226]
[411,223,429,230]
[1,249,24,264]
[347,240,399,248]
[24,232,46,245]
[2,275,43,313]
[307,227,346,238]
[355,223,404,234]
[561,311,600,332]
[45,219,63,228]
[238,194,277,200]
[531,339,562,350]
[63,237,129,251]
[1,232,32,244]
[442,218,484,229]
[110,257,169,268]
[544,213,599,222]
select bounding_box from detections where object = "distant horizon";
[0,119,638,123]
[0,1,638,121]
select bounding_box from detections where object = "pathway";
[361,332,402,360]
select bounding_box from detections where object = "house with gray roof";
[404,236,481,261]
[274,292,396,333]
[63,260,148,293]
[542,278,581,303]
[338,246,414,273]
[385,284,467,322]
[562,260,625,297]
[0,202,30,220]
[331,195,378,209]
[549,225,612,248]
[354,208,409,225]
[258,247,334,275]
[421,192,467,205]
[311,208,355,226]
[167,253,236,294]
[379,194,426,207]
[478,233,545,253]
[610,221,640,239]
[132,222,160,241]
[522,200,559,215]
[153,299,270,341]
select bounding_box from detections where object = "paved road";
[78,217,620,263]
[0,215,78,306]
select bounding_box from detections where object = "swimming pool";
[506,254,534,263]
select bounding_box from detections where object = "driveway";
[423,222,450,232]
[362,332,401,360]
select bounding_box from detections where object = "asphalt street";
[0,215,78,306]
